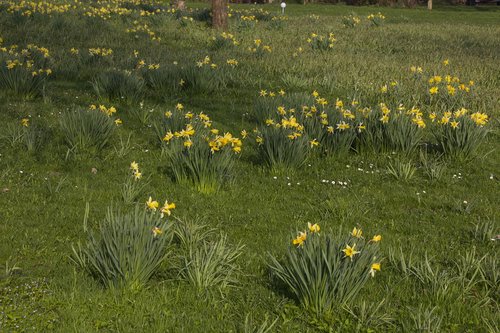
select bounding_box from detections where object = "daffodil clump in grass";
[269,225,382,316]
[307,32,337,51]
[252,59,491,160]
[0,41,52,98]
[71,198,175,291]
[157,104,243,194]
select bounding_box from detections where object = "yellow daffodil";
[371,235,382,242]
[308,223,320,233]
[292,231,307,246]
[351,227,363,238]
[370,263,381,277]
[309,139,319,148]
[146,196,159,211]
[130,161,139,171]
[21,118,29,127]
[160,200,176,217]
[342,244,360,260]
[152,227,163,237]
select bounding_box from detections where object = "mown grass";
[0,1,499,332]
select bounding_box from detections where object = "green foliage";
[164,134,237,194]
[419,151,446,182]
[359,107,423,156]
[71,204,171,291]
[242,313,278,333]
[121,173,149,205]
[256,125,309,173]
[473,219,496,242]
[0,65,47,99]
[173,218,215,255]
[386,159,416,181]
[92,69,144,103]
[343,299,394,330]
[307,33,337,51]
[431,115,489,161]
[178,233,243,295]
[269,228,380,316]
[59,108,115,154]
[402,305,443,333]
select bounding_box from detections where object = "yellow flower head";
[371,235,382,242]
[342,244,360,260]
[370,263,381,277]
[21,118,30,127]
[351,227,363,238]
[308,223,320,233]
[130,161,139,171]
[152,227,163,237]
[309,139,319,148]
[292,231,307,246]
[146,196,159,211]
[161,200,176,217]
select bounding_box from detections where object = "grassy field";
[0,1,499,332]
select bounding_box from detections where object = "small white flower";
[287,183,291,186]
[273,176,277,179]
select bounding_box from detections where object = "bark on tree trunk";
[212,0,227,29]
[428,0,433,10]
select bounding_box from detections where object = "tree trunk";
[428,0,432,10]
[212,0,227,29]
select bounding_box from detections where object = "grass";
[0,1,499,332]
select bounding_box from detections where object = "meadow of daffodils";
[0,0,498,332]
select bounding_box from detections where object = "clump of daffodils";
[307,32,337,50]
[211,32,239,49]
[429,107,490,160]
[342,14,361,28]
[160,104,243,155]
[157,105,243,193]
[367,12,385,26]
[248,39,272,55]
[145,196,176,218]
[89,104,116,117]
[270,225,383,316]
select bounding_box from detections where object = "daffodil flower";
[370,263,381,277]
[308,223,320,233]
[292,231,307,246]
[160,200,176,217]
[342,244,360,260]
[146,197,159,211]
[351,227,363,238]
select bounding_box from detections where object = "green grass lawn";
[0,1,499,332]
